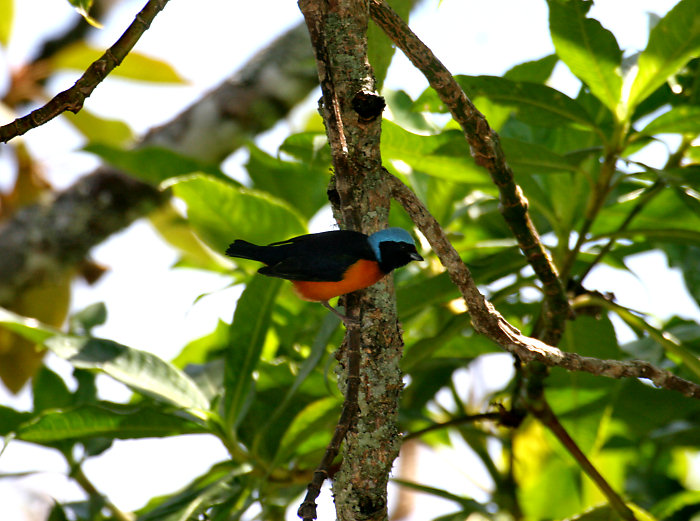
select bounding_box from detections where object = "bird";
[225,228,423,324]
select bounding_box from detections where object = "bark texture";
[299,1,402,519]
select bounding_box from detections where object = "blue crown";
[368,228,416,261]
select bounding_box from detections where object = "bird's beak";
[410,252,424,262]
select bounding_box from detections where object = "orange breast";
[291,259,385,301]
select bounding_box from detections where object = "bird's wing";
[258,253,360,282]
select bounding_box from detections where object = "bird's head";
[368,227,424,273]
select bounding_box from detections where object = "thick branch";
[141,22,316,163]
[369,0,569,344]
[1,0,171,143]
[388,173,700,400]
[299,1,402,520]
[0,169,164,306]
[0,23,318,308]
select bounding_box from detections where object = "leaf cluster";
[3,1,700,520]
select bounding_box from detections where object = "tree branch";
[369,0,570,344]
[298,1,403,520]
[141,22,316,163]
[388,172,700,400]
[1,0,171,143]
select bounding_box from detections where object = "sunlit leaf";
[223,275,282,432]
[51,42,185,83]
[65,110,133,147]
[15,402,206,443]
[381,120,485,182]
[246,143,329,219]
[32,366,72,413]
[417,75,599,132]
[0,0,13,45]
[149,202,232,272]
[44,336,211,415]
[167,174,306,254]
[548,0,623,115]
[85,144,230,185]
[276,396,340,463]
[641,105,700,135]
[651,490,700,520]
[136,463,247,521]
[67,0,102,28]
[0,307,59,344]
[501,137,581,174]
[504,54,558,83]
[626,0,700,117]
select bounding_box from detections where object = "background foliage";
[2,0,700,520]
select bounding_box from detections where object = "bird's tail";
[225,240,267,261]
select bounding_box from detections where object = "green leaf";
[276,396,340,463]
[224,275,282,432]
[627,0,700,117]
[15,402,206,443]
[664,244,700,309]
[32,366,73,412]
[0,405,32,436]
[450,75,599,131]
[607,303,700,380]
[501,137,580,174]
[245,143,329,219]
[51,41,185,83]
[172,320,230,368]
[0,307,59,344]
[368,0,416,88]
[149,202,232,272]
[136,463,247,521]
[402,314,497,372]
[563,504,658,521]
[66,0,102,28]
[264,314,338,464]
[504,54,558,83]
[641,105,700,135]
[278,132,331,165]
[548,0,623,115]
[44,336,210,415]
[651,490,700,520]
[167,174,306,254]
[84,144,230,185]
[381,120,485,183]
[0,0,13,45]
[65,110,133,147]
[69,302,107,335]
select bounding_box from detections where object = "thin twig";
[578,136,693,283]
[528,398,637,521]
[578,179,664,283]
[69,459,133,521]
[388,172,700,399]
[402,412,503,441]
[297,324,361,521]
[369,0,570,344]
[0,0,171,143]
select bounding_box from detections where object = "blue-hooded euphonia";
[225,228,423,323]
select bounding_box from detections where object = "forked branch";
[388,172,700,400]
[369,0,570,344]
